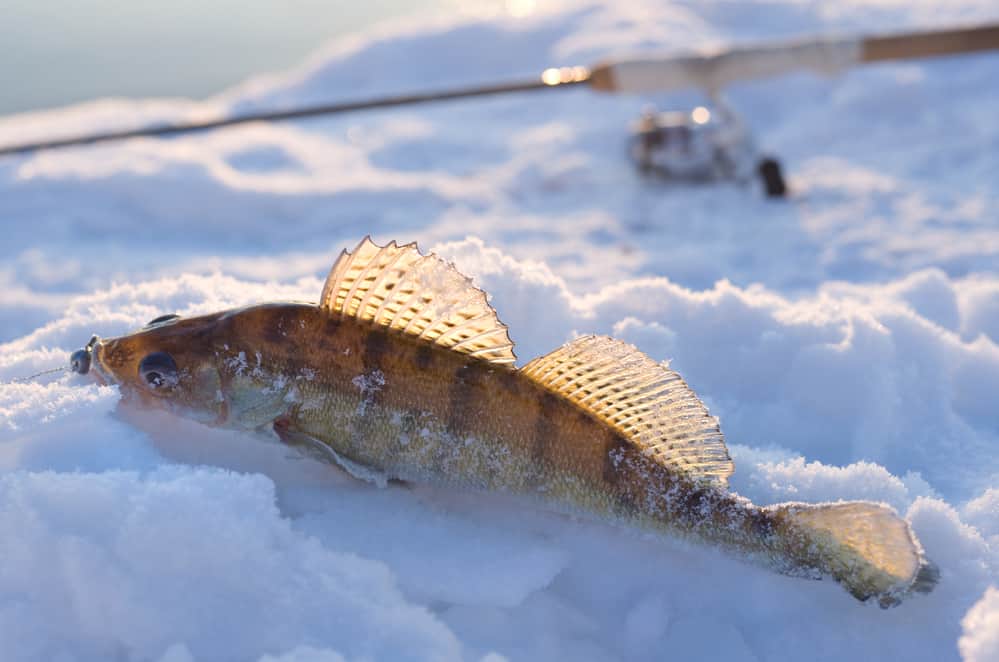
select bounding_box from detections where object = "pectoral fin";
[273,418,389,488]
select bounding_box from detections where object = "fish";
[76,237,937,607]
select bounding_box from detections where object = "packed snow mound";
[3,242,998,661]
[960,586,999,662]
[964,488,999,544]
[1,0,998,660]
[0,468,460,662]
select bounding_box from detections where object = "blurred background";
[0,0,484,116]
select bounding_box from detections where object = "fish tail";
[767,501,938,607]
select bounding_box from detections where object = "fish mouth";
[89,340,113,387]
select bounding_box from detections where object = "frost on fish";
[89,237,937,607]
[352,369,386,416]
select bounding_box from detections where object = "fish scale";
[86,237,938,607]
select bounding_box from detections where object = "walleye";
[77,237,936,607]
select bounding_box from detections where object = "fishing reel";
[629,98,786,197]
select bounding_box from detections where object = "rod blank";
[0,75,588,157]
[0,22,996,157]
[862,23,999,62]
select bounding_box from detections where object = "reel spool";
[630,100,786,197]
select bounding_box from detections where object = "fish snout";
[71,335,109,384]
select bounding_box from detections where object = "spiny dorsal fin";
[319,237,516,365]
[520,336,733,484]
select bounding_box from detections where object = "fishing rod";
[0,22,996,157]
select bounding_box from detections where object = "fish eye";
[138,352,178,388]
[147,314,180,327]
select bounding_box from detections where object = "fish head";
[82,312,229,425]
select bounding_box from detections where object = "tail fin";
[769,502,937,607]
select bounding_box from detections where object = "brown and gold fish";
[74,237,937,607]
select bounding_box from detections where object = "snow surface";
[1,1,998,660]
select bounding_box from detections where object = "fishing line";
[6,366,67,384]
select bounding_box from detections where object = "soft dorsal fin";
[319,237,516,365]
[520,336,734,484]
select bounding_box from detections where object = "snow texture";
[960,586,999,662]
[1,1,998,660]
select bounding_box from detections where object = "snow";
[1,1,998,660]
[961,586,999,662]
